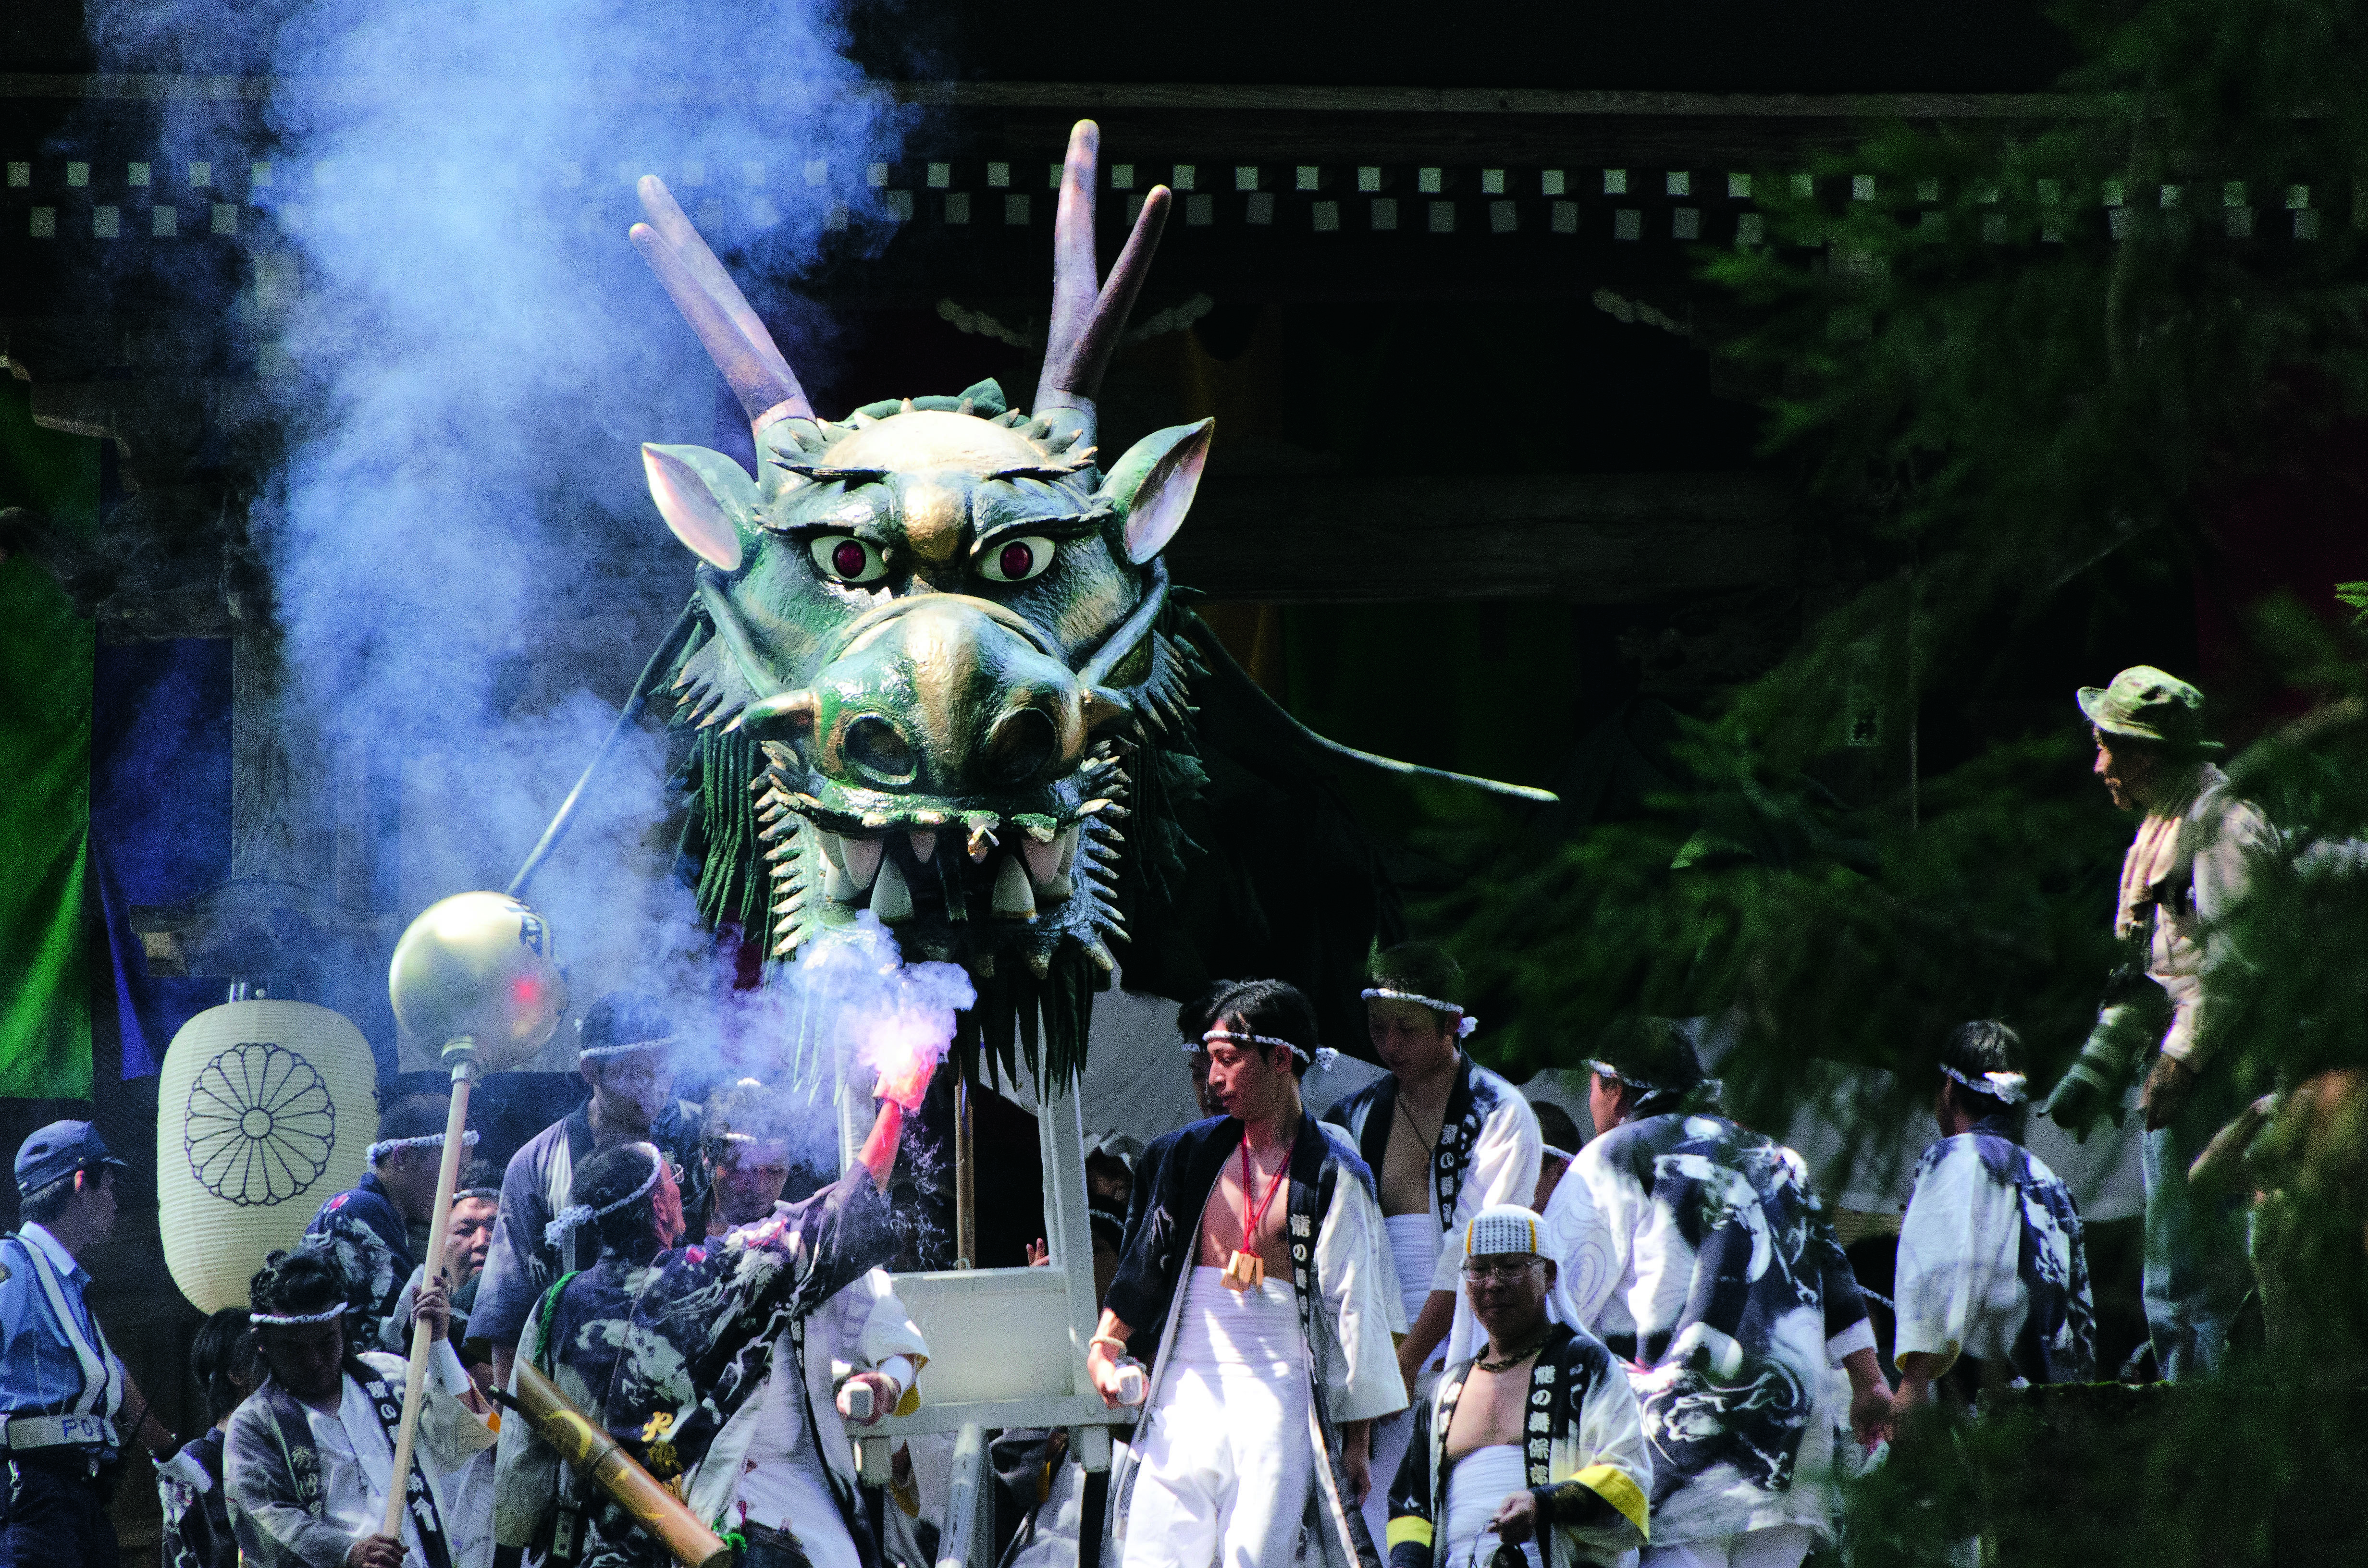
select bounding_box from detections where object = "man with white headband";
[1092,978,1406,1568]
[1893,1021,2095,1416]
[472,991,710,1387]
[225,1245,493,1568]
[1385,1204,1651,1568]
[306,1095,480,1353]
[1564,1019,1888,1568]
[1324,942,1542,1545]
[495,1045,935,1568]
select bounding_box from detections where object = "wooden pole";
[379,1048,476,1540]
[955,1075,975,1269]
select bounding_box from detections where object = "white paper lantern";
[157,1000,382,1313]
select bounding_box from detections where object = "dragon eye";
[810,535,887,584]
[979,537,1055,584]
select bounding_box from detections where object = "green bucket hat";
[2076,665,2223,754]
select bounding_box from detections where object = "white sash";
[544,1139,578,1274]
[15,1233,124,1424]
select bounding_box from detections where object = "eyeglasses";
[1461,1259,1542,1283]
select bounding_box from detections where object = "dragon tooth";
[1055,826,1078,874]
[1026,948,1051,979]
[1018,835,1063,889]
[840,836,885,891]
[1076,799,1115,817]
[965,951,995,977]
[1040,874,1074,901]
[816,833,846,871]
[992,855,1038,920]
[822,860,858,904]
[909,830,938,863]
[870,858,914,923]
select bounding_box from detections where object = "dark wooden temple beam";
[1168,471,1794,603]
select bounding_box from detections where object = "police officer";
[0,1120,157,1568]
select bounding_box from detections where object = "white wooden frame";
[835,1055,1135,1564]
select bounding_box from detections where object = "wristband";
[873,1355,916,1400]
[1088,1334,1130,1357]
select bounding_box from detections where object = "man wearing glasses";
[471,992,712,1388]
[1384,1205,1652,1568]
[1559,1021,1889,1568]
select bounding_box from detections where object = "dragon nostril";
[984,707,1059,786]
[843,716,918,786]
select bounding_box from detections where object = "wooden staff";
[380,1048,479,1540]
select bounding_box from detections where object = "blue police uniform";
[0,1122,132,1568]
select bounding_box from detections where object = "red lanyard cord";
[1238,1138,1293,1249]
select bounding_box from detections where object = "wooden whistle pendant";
[1221,1249,1266,1291]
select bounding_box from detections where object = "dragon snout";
[799,597,1093,797]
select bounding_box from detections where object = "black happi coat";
[1104,1112,1407,1568]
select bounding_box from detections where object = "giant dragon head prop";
[631,122,1205,1083]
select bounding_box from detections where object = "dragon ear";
[1099,418,1213,564]
[642,444,758,571]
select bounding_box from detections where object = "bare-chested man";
[1386,1206,1651,1568]
[1091,979,1407,1568]
[1326,943,1543,1542]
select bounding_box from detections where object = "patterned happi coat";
[493,1167,898,1568]
[305,1173,414,1353]
[472,1101,711,1354]
[1105,1112,1408,1568]
[1326,1055,1543,1367]
[225,1353,494,1568]
[1566,1114,1870,1546]
[1385,1321,1653,1568]
[1894,1114,2095,1390]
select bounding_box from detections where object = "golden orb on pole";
[388,891,569,1073]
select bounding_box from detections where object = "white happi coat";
[1325,1054,1543,1368]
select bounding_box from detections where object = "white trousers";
[1364,1214,1444,1546]
[1640,1524,1816,1568]
[1122,1269,1313,1568]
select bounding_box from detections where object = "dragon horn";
[1033,120,1171,450]
[631,177,814,434]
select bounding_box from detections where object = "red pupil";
[831,540,868,577]
[999,542,1035,579]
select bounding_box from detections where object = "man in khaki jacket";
[2046,666,2278,1379]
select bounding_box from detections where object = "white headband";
[1192,1027,1340,1072]
[1942,1063,2030,1106]
[366,1130,480,1164]
[577,1034,674,1063]
[544,1146,666,1246]
[455,1187,501,1202]
[248,1305,346,1326]
[1587,1060,1722,1106]
[1362,988,1479,1038]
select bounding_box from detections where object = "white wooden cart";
[832,1063,1134,1568]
